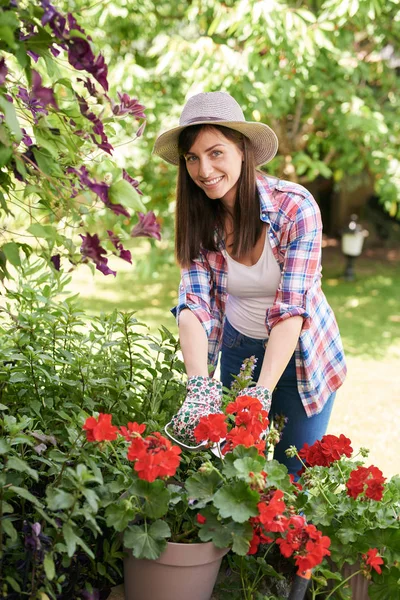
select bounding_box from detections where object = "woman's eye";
[212,150,222,157]
[186,155,197,163]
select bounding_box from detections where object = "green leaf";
[5,576,21,593]
[9,485,43,507]
[369,567,400,600]
[43,553,55,581]
[2,243,21,267]
[105,500,135,532]
[30,215,61,235]
[2,518,18,542]
[264,459,289,490]
[232,456,265,480]
[63,522,79,557]
[109,179,146,213]
[228,521,253,555]
[7,456,38,481]
[47,488,75,510]
[213,481,259,523]
[198,509,232,548]
[129,479,170,519]
[0,144,12,168]
[0,439,10,454]
[123,520,171,560]
[0,97,22,142]
[185,470,222,505]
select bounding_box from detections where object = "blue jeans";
[220,319,336,476]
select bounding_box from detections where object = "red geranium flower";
[196,514,207,525]
[120,421,146,441]
[299,434,353,468]
[194,413,227,443]
[346,465,386,501]
[127,432,181,482]
[362,548,384,574]
[83,413,118,442]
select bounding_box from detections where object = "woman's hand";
[168,376,222,445]
[237,385,272,413]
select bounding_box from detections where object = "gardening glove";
[238,385,272,414]
[167,376,223,447]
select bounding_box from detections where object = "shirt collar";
[256,172,279,224]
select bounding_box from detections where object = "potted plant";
[82,389,332,600]
[287,435,400,599]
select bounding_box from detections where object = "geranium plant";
[81,393,332,594]
[288,435,400,599]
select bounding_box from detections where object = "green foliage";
[60,0,400,231]
[0,260,186,599]
[0,0,148,279]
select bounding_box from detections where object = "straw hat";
[153,91,278,166]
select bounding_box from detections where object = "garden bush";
[0,261,185,599]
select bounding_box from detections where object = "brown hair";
[175,125,261,267]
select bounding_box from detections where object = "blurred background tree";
[60,0,400,242]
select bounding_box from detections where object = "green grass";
[66,243,400,362]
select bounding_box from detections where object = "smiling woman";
[153,91,347,477]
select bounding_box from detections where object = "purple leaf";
[80,233,116,276]
[0,58,8,86]
[112,93,146,118]
[50,254,61,271]
[107,230,132,264]
[123,169,143,195]
[131,211,161,241]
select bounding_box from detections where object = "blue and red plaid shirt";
[172,173,347,416]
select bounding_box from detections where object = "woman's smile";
[185,128,243,208]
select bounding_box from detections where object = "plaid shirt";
[172,173,347,416]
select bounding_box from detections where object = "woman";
[153,91,347,475]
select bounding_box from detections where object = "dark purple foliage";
[68,166,128,216]
[131,211,161,241]
[80,233,116,276]
[106,230,132,264]
[68,37,95,71]
[77,95,113,155]
[41,0,66,39]
[50,253,61,271]
[17,87,48,120]
[32,70,58,110]
[0,58,8,86]
[123,169,143,195]
[112,93,146,118]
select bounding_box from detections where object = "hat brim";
[153,121,279,167]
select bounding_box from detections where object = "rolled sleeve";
[266,199,322,334]
[171,256,217,338]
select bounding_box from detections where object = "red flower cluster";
[83,415,181,482]
[299,434,353,468]
[119,421,146,441]
[249,489,330,572]
[362,548,384,574]
[127,431,181,482]
[194,413,227,443]
[224,395,269,455]
[193,395,269,456]
[83,413,118,442]
[346,465,386,501]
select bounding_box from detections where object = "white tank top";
[224,231,281,339]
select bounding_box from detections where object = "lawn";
[66,240,400,477]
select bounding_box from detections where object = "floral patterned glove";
[238,385,272,413]
[168,376,223,447]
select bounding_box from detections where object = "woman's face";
[184,127,243,208]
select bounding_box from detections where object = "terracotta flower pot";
[124,541,229,600]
